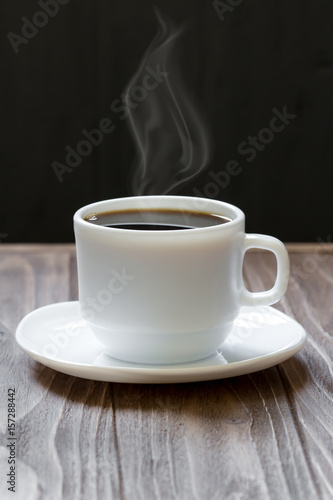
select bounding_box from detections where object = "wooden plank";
[0,246,332,499]
[286,243,333,254]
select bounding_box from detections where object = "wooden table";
[1,244,332,500]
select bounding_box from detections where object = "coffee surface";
[84,209,231,230]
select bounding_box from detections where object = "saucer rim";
[15,301,307,383]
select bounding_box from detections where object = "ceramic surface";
[15,302,306,384]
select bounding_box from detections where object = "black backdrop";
[1,0,333,243]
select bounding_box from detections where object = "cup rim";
[74,195,245,235]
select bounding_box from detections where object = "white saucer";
[15,302,306,384]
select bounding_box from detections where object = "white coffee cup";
[74,196,289,364]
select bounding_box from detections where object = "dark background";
[1,0,332,243]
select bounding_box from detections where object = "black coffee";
[84,209,231,230]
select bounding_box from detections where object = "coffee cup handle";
[240,234,290,306]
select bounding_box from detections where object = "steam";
[125,12,211,195]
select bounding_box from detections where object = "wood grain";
[0,244,332,500]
